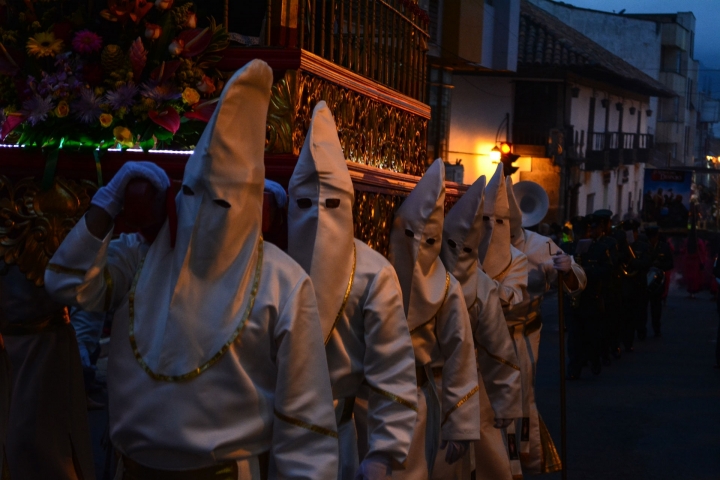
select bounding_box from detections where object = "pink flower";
[145,23,162,40]
[72,30,103,55]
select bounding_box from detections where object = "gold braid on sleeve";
[274,410,338,439]
[367,383,418,412]
[441,385,479,426]
[46,263,87,276]
[477,345,520,371]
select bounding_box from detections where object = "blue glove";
[264,179,287,209]
[441,440,470,465]
[91,161,170,218]
[354,454,391,480]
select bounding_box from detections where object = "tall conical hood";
[389,159,448,331]
[132,59,273,377]
[507,176,525,250]
[480,164,512,279]
[440,175,486,307]
[288,101,355,341]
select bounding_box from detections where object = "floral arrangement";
[0,0,229,152]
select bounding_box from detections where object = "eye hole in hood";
[426,238,436,245]
[405,229,414,238]
[297,198,312,209]
[325,198,340,208]
[213,199,231,208]
[447,239,457,248]
[182,185,195,195]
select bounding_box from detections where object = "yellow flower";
[99,113,113,128]
[55,101,69,118]
[113,126,134,147]
[26,32,64,58]
[182,87,200,105]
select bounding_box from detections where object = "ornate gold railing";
[263,0,429,101]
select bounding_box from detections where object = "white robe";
[492,247,528,310]
[328,240,418,478]
[471,269,523,480]
[44,217,339,479]
[403,274,479,480]
[504,230,586,475]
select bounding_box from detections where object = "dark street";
[535,289,720,480]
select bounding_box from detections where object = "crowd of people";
[560,212,675,380]
[0,59,612,480]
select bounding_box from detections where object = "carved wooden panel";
[267,70,428,176]
[0,177,97,286]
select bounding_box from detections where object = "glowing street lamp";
[490,146,501,162]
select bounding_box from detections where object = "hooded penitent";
[440,175,486,308]
[479,164,512,280]
[389,159,447,331]
[288,101,355,341]
[507,176,525,251]
[131,59,271,377]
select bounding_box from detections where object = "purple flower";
[72,30,103,55]
[22,95,55,126]
[72,88,102,124]
[104,84,139,111]
[141,82,181,103]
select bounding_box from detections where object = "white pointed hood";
[288,101,355,343]
[389,159,448,331]
[507,176,525,250]
[440,175,486,307]
[479,164,512,279]
[132,59,272,378]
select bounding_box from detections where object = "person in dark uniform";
[562,215,611,378]
[618,220,652,351]
[712,255,720,369]
[645,226,674,337]
[594,209,622,362]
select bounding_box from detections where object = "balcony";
[583,132,654,170]
[261,0,430,102]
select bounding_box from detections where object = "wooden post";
[557,271,568,480]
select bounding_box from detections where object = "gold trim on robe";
[274,409,339,439]
[441,385,479,426]
[46,263,87,277]
[366,383,418,412]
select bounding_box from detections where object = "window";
[687,79,693,110]
[659,97,680,122]
[628,192,633,213]
[661,46,681,73]
[684,125,691,157]
[586,193,595,216]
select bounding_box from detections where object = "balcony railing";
[584,132,655,169]
[588,133,654,153]
[263,0,429,101]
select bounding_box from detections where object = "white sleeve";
[474,272,523,420]
[363,265,418,464]
[494,250,528,308]
[44,216,144,312]
[437,278,481,441]
[545,239,587,294]
[271,276,339,479]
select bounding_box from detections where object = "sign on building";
[642,169,691,229]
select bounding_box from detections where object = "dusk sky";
[563,0,720,81]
